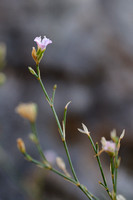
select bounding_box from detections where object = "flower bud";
[28,67,37,77]
[53,84,57,90]
[15,103,37,123]
[17,138,26,154]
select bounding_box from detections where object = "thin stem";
[37,71,51,103]
[78,185,93,200]
[39,76,78,181]
[52,84,57,104]
[38,77,63,136]
[114,169,117,199]
[63,104,68,128]
[24,153,96,200]
[52,168,96,200]
[114,152,118,200]
[88,136,112,199]
[110,156,115,195]
[52,170,93,200]
[89,137,107,186]
[51,105,64,138]
[63,140,78,182]
[35,66,99,200]
[30,122,46,161]
[25,153,76,183]
[51,167,77,184]
[37,73,79,181]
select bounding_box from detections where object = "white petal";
[120,129,125,139]
[101,137,106,146]
[82,123,89,134]
[117,194,126,200]
[78,128,86,134]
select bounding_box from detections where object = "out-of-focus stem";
[24,153,96,200]
[30,122,46,161]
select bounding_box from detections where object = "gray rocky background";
[0,0,133,199]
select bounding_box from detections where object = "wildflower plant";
[16,36,126,200]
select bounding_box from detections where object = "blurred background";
[0,0,133,199]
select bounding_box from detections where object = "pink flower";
[101,137,116,154]
[34,36,52,51]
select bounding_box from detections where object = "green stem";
[110,156,115,196]
[35,66,99,200]
[24,153,96,200]
[63,140,78,182]
[114,152,118,200]
[114,169,117,200]
[37,73,78,180]
[38,77,63,136]
[51,105,64,138]
[51,167,95,200]
[78,185,93,200]
[52,84,57,103]
[37,71,51,103]
[51,167,76,184]
[88,136,112,199]
[30,122,46,161]
[89,137,107,187]
[25,153,75,183]
[51,168,95,200]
